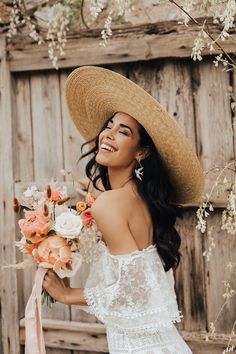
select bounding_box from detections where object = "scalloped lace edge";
[83,288,183,332]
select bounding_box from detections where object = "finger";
[44,275,48,281]
[46,269,56,278]
[47,269,54,275]
[45,269,51,276]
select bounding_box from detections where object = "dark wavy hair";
[78,112,184,271]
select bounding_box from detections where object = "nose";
[104,128,115,140]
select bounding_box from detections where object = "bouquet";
[13,182,102,303]
[11,182,102,354]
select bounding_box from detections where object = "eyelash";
[105,126,129,136]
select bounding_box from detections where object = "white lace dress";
[77,239,193,354]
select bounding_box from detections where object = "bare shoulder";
[90,188,133,217]
[90,188,138,254]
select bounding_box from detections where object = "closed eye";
[105,126,129,136]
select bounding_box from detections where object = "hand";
[42,269,70,304]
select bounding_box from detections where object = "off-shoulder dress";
[77,237,193,354]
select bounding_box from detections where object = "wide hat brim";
[65,65,205,204]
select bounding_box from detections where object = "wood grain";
[7,18,236,72]
[0,36,20,354]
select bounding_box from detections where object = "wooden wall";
[1,37,236,353]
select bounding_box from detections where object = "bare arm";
[63,288,87,306]
[43,269,88,306]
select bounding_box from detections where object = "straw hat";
[65,65,205,204]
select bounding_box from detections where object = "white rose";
[55,211,82,239]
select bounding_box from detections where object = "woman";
[43,66,204,353]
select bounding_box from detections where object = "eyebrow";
[108,119,133,134]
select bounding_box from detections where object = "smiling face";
[95,112,143,169]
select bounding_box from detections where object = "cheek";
[98,131,105,144]
[117,141,138,161]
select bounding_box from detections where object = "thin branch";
[168,0,236,68]
[80,0,90,29]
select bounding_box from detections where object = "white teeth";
[101,143,116,152]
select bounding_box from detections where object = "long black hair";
[78,112,184,271]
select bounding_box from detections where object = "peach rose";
[86,193,95,207]
[23,241,40,255]
[19,210,51,243]
[46,191,62,203]
[15,236,39,255]
[81,209,94,227]
[32,235,72,271]
[76,201,87,212]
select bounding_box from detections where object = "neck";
[107,167,134,189]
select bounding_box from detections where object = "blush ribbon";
[25,267,48,354]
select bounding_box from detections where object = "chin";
[95,154,109,166]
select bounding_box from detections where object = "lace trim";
[83,287,106,321]
[106,311,183,333]
[105,307,183,319]
[84,286,183,332]
[99,240,157,259]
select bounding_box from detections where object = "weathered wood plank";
[20,319,108,352]
[19,318,236,351]
[7,18,236,72]
[30,71,71,354]
[175,210,206,331]
[192,59,234,199]
[60,71,88,182]
[203,210,236,333]
[12,73,34,181]
[30,71,64,180]
[11,73,37,320]
[192,59,236,333]
[0,35,20,354]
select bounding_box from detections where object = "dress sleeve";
[79,247,183,332]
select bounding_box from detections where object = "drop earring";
[135,159,144,181]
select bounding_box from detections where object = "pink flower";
[18,210,51,244]
[81,209,94,227]
[32,235,72,270]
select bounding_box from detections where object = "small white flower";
[23,186,38,197]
